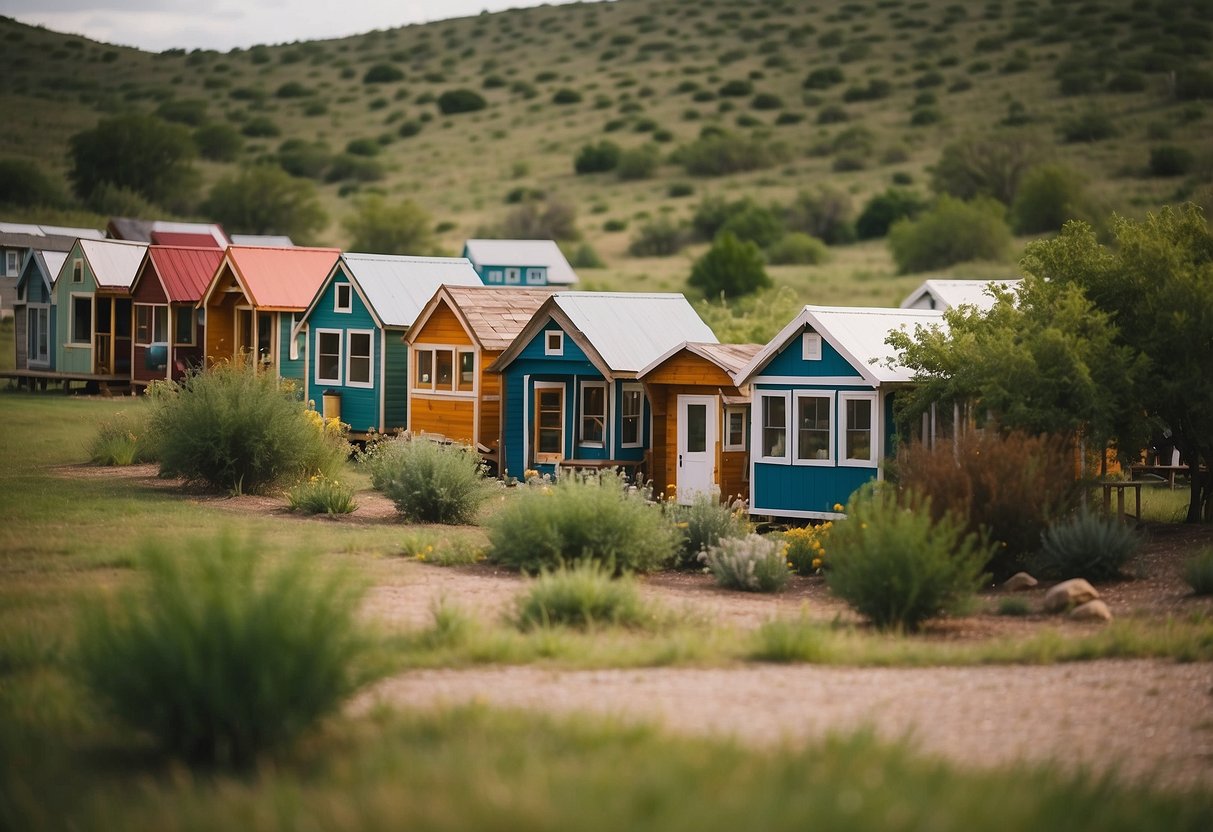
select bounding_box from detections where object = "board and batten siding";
[382,332,409,432]
[303,276,380,433]
[54,245,94,375]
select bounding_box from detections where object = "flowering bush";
[700,533,789,593]
[286,475,357,515]
[88,410,156,466]
[782,522,831,575]
[667,493,749,569]
[401,530,486,566]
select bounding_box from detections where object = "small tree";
[688,232,771,299]
[887,196,1012,273]
[930,132,1041,205]
[1009,164,1093,235]
[68,113,198,210]
[343,195,437,255]
[573,140,621,174]
[856,188,927,240]
[193,123,244,162]
[785,185,855,245]
[498,197,579,241]
[437,88,487,114]
[202,165,327,243]
[0,159,66,208]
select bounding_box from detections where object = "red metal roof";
[150,230,224,248]
[228,245,341,310]
[148,246,226,303]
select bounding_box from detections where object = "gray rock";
[1003,572,1038,592]
[1042,578,1099,613]
[1069,600,1113,622]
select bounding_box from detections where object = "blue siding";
[278,311,307,385]
[301,270,384,432]
[382,331,409,432]
[753,463,874,515]
[761,327,862,378]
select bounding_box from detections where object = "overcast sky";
[0,0,589,52]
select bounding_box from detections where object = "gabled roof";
[639,341,763,380]
[76,238,149,290]
[137,246,226,303]
[734,305,946,387]
[16,249,68,298]
[0,222,104,252]
[230,234,295,247]
[900,278,1021,311]
[150,230,223,248]
[204,245,340,311]
[108,217,228,248]
[405,285,554,350]
[462,238,579,285]
[493,292,718,379]
[324,253,484,329]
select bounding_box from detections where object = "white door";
[677,395,717,505]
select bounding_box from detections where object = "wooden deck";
[0,369,132,394]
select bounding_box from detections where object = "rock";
[1003,572,1038,592]
[1042,578,1099,613]
[1069,600,1113,622]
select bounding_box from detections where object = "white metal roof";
[463,239,579,285]
[230,234,295,247]
[900,278,1021,311]
[735,305,946,387]
[36,250,69,291]
[78,238,148,290]
[339,253,484,328]
[0,222,104,239]
[553,292,718,374]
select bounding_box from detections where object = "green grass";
[0,318,13,372]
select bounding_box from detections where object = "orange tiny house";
[639,342,762,505]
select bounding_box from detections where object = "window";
[620,384,643,447]
[335,283,352,312]
[135,304,168,345]
[457,349,475,392]
[347,331,373,386]
[435,349,454,388]
[5,250,18,277]
[174,306,195,346]
[525,267,545,285]
[724,406,747,451]
[71,260,83,284]
[413,347,465,392]
[29,306,49,364]
[486,269,503,284]
[316,330,341,384]
[505,267,521,284]
[840,392,877,466]
[414,348,433,388]
[759,393,788,461]
[795,392,833,464]
[256,312,274,364]
[71,295,91,344]
[579,381,606,446]
[544,330,563,356]
[802,332,822,361]
[534,384,565,463]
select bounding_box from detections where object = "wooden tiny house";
[404,285,552,457]
[129,246,224,385]
[639,342,762,505]
[53,238,147,379]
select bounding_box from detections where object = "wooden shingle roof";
[407,285,554,350]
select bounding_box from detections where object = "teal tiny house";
[733,305,946,520]
[492,292,717,479]
[13,249,67,371]
[462,239,579,287]
[296,253,483,434]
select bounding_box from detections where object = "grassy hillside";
[1,0,1210,311]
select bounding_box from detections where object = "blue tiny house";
[461,239,579,287]
[52,238,147,378]
[295,253,483,435]
[13,249,67,371]
[733,305,945,520]
[491,292,717,479]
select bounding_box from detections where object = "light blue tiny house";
[52,238,147,378]
[13,249,67,371]
[732,305,946,520]
[462,239,579,287]
[295,253,482,435]
[492,292,716,479]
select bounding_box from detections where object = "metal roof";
[340,253,483,328]
[107,217,228,247]
[735,305,947,387]
[900,278,1021,311]
[462,239,579,285]
[225,245,340,311]
[78,238,148,290]
[553,292,717,374]
[144,246,225,303]
[150,230,223,248]
[18,249,68,297]
[407,286,554,350]
[230,234,295,247]
[0,222,103,239]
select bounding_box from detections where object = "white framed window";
[757,391,790,463]
[724,406,747,452]
[70,294,92,345]
[794,391,834,465]
[486,269,503,284]
[71,259,83,284]
[5,250,18,277]
[505,267,521,284]
[544,330,563,356]
[840,392,878,467]
[620,383,643,448]
[579,380,606,447]
[174,306,196,346]
[525,267,545,285]
[346,330,373,387]
[335,283,352,313]
[135,304,168,345]
[802,332,822,361]
[315,329,342,385]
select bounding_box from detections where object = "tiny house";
[53,238,147,378]
[461,239,579,287]
[13,249,67,371]
[296,253,482,434]
[404,285,553,458]
[733,305,946,520]
[492,292,717,480]
[199,245,339,382]
[638,341,762,505]
[900,278,1021,312]
[129,246,224,385]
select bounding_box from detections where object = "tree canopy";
[68,113,198,211]
[202,165,327,243]
[688,232,771,299]
[342,196,437,255]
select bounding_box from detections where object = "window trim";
[578,380,607,448]
[412,344,472,396]
[28,304,50,366]
[756,391,791,464]
[334,283,352,313]
[723,405,747,452]
[69,292,93,346]
[544,330,564,356]
[504,267,521,284]
[71,259,83,284]
[620,382,644,448]
[839,391,879,468]
[173,305,196,347]
[525,267,545,285]
[533,381,565,464]
[134,303,169,346]
[315,328,343,386]
[456,348,475,393]
[345,329,374,389]
[802,331,822,361]
[792,390,835,467]
[5,250,19,278]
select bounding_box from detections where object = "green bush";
[718,79,753,97]
[241,116,280,137]
[803,67,844,89]
[1033,509,1142,581]
[766,232,829,265]
[75,534,373,766]
[88,410,156,466]
[286,475,357,516]
[363,63,404,83]
[401,531,486,566]
[1148,146,1196,177]
[437,88,487,114]
[193,123,244,162]
[574,140,621,174]
[1009,164,1092,235]
[1183,547,1213,595]
[552,88,583,104]
[688,232,772,299]
[362,436,491,524]
[672,132,787,176]
[997,597,1031,616]
[701,534,789,593]
[785,185,856,245]
[628,216,688,256]
[827,486,991,631]
[513,561,650,630]
[856,188,927,240]
[718,201,785,248]
[668,494,749,569]
[149,366,347,495]
[750,615,828,662]
[487,470,680,574]
[888,196,1012,274]
[616,144,660,180]
[0,159,67,208]
[1059,110,1118,143]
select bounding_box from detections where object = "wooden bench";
[1100,480,1145,523]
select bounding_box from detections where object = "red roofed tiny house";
[129,246,224,385]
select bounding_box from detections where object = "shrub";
[718,79,753,97]
[856,188,927,240]
[364,63,404,84]
[718,201,785,248]
[803,67,844,89]
[1059,110,1118,143]
[0,159,66,208]
[628,216,688,256]
[1009,164,1092,235]
[785,185,856,245]
[782,523,831,576]
[363,436,491,524]
[1148,146,1196,177]
[688,232,772,299]
[275,81,312,98]
[241,117,280,138]
[616,144,661,180]
[513,561,650,630]
[286,475,357,515]
[750,615,828,662]
[88,410,156,466]
[751,92,784,110]
[574,140,621,174]
[826,486,991,631]
[930,133,1041,205]
[701,534,789,593]
[1033,509,1142,581]
[668,494,749,569]
[193,123,244,162]
[766,232,829,265]
[1183,547,1213,595]
[401,531,486,566]
[149,366,347,494]
[75,534,373,766]
[997,597,1031,616]
[552,88,583,104]
[567,241,606,269]
[816,105,849,124]
[672,132,787,176]
[487,470,680,575]
[398,120,422,138]
[888,196,1012,273]
[437,88,487,114]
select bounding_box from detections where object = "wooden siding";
[410,395,475,444]
[55,244,94,375]
[382,333,409,432]
[753,462,872,516]
[479,352,502,450]
[203,267,241,364]
[644,352,735,387]
[412,301,472,346]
